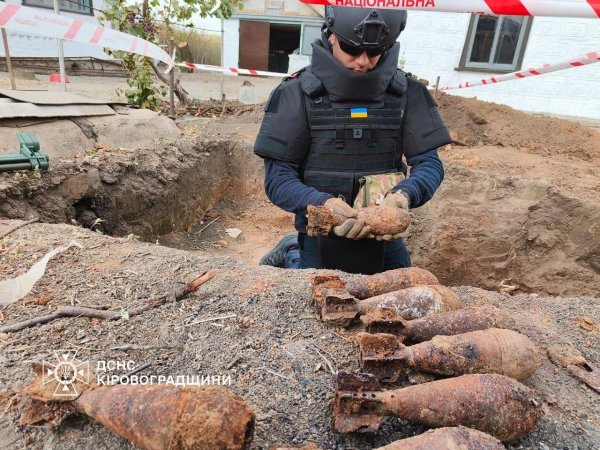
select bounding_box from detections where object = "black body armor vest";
[299,69,408,204]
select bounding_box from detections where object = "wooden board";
[0,101,115,118]
[0,89,124,105]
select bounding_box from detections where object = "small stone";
[574,316,596,332]
[100,173,118,184]
[239,316,254,328]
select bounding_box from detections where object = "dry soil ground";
[0,78,599,450]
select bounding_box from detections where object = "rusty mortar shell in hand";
[318,285,460,326]
[333,372,542,441]
[376,426,505,449]
[358,328,542,383]
[361,305,505,341]
[306,204,410,237]
[19,364,255,450]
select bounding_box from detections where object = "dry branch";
[0,270,217,333]
[150,62,190,106]
[0,218,39,240]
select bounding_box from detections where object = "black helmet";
[325,6,407,51]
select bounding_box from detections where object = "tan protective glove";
[371,190,410,241]
[333,218,373,240]
[323,197,357,219]
[380,190,410,211]
[323,198,372,240]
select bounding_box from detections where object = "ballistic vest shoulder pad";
[254,76,311,164]
[297,68,324,98]
[401,77,452,158]
[387,70,408,96]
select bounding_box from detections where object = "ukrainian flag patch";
[350,107,368,119]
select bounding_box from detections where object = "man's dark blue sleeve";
[393,149,444,208]
[264,158,332,216]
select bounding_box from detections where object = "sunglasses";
[338,39,389,57]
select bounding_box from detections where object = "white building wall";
[222,18,239,69]
[0,0,108,59]
[400,12,600,120]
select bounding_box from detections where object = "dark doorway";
[268,23,301,73]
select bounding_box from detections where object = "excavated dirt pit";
[1,97,599,297]
[0,97,599,449]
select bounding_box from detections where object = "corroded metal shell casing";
[319,285,460,326]
[346,267,439,300]
[20,367,256,450]
[359,328,542,382]
[355,285,461,319]
[307,204,410,237]
[334,372,542,442]
[75,385,255,450]
[362,305,504,341]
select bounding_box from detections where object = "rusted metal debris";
[359,328,542,383]
[377,426,505,449]
[333,372,541,441]
[361,305,505,341]
[548,345,600,393]
[307,204,410,237]
[20,365,255,450]
[317,285,460,326]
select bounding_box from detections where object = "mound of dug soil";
[1,93,599,296]
[437,92,600,161]
[0,222,598,449]
[406,93,600,297]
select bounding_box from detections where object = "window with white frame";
[22,0,93,15]
[460,14,532,72]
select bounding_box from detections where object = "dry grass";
[158,27,222,65]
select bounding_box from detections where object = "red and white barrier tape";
[0,3,174,68]
[178,62,288,78]
[300,0,600,19]
[442,51,600,90]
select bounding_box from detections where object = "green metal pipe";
[0,163,32,172]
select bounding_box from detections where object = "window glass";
[462,14,531,72]
[23,0,92,15]
[470,15,498,63]
[494,17,524,65]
